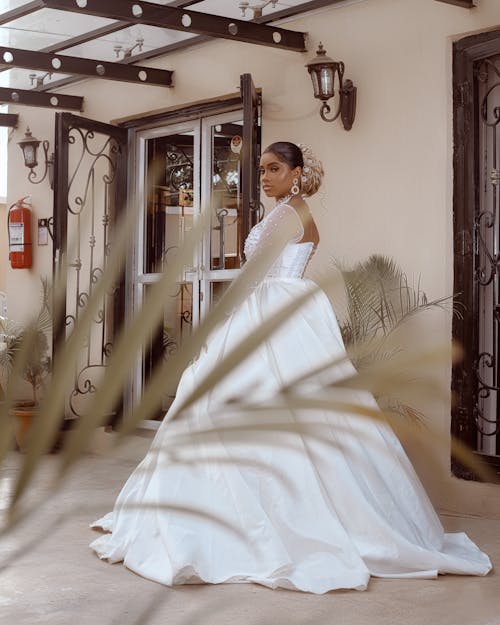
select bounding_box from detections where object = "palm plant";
[336,254,456,421]
[21,278,52,405]
[0,277,52,405]
[0,315,21,400]
[337,254,454,365]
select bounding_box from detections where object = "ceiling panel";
[0,0,331,92]
[1,7,114,38]
[186,0,254,19]
[0,7,115,51]
[189,1,305,20]
[62,25,195,62]
[0,0,31,11]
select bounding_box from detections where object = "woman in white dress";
[91,141,492,593]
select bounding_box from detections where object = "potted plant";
[0,278,52,451]
[336,254,455,422]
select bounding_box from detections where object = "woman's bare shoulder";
[287,198,319,247]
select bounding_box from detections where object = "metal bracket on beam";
[41,0,307,52]
[435,0,477,7]
[0,46,173,87]
[0,112,18,127]
[0,87,83,110]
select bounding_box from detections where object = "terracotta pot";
[10,402,37,453]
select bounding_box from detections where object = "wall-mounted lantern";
[17,127,54,188]
[305,43,357,131]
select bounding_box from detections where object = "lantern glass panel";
[320,67,334,99]
[309,70,320,98]
[23,144,37,168]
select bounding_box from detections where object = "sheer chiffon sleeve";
[244,203,304,261]
[217,203,305,318]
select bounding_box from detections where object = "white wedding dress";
[90,203,491,593]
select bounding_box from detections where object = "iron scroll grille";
[452,30,500,480]
[473,56,500,456]
[54,113,127,422]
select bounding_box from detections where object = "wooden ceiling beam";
[435,0,477,7]
[41,0,306,51]
[3,0,317,92]
[37,35,211,92]
[0,19,130,76]
[0,86,83,110]
[0,0,43,26]
[0,112,18,127]
[0,46,173,86]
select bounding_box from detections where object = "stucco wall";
[5,0,500,516]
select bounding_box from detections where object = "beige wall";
[5,0,500,515]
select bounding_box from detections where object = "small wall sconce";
[17,127,54,189]
[305,43,357,131]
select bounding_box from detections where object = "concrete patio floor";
[0,432,499,625]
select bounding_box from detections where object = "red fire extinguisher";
[8,196,33,269]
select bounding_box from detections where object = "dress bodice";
[266,241,314,278]
[243,204,315,279]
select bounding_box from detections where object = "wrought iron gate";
[53,113,127,422]
[452,29,500,479]
[474,56,500,457]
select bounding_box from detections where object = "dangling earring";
[291,177,300,196]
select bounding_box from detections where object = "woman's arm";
[247,203,304,261]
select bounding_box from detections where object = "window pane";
[144,131,194,273]
[210,121,243,270]
[142,281,193,417]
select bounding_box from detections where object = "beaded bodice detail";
[244,204,315,279]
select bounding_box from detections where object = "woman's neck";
[275,192,294,206]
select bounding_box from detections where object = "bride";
[90,141,491,593]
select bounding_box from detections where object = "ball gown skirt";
[90,277,492,593]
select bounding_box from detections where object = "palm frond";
[1,219,490,541]
[335,254,455,370]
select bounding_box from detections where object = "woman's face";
[259,152,301,199]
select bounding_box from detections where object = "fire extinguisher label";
[9,222,24,251]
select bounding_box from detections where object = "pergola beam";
[19,0,343,93]
[434,0,477,7]
[38,35,211,92]
[39,0,203,52]
[0,0,43,26]
[0,46,173,87]
[0,112,18,127]
[0,87,83,110]
[41,0,307,51]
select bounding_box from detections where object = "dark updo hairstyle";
[263,141,304,170]
[263,141,323,197]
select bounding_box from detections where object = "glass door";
[199,111,245,320]
[133,110,249,422]
[134,120,199,419]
